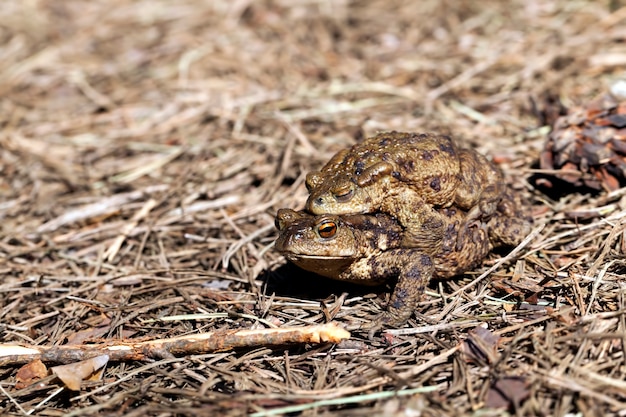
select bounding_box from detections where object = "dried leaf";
[460,325,500,364]
[547,307,579,325]
[66,326,110,346]
[605,114,626,128]
[486,376,530,409]
[15,359,49,389]
[51,355,109,391]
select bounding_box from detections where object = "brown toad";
[274,206,495,330]
[305,131,507,252]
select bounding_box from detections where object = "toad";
[275,206,496,330]
[305,132,507,252]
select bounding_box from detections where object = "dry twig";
[0,323,350,365]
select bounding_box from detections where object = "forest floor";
[2,1,626,415]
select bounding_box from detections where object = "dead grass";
[2,0,626,415]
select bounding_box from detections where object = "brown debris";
[486,376,531,410]
[540,92,626,191]
[51,355,108,391]
[15,360,48,390]
[460,325,501,365]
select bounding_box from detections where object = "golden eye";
[317,221,337,238]
[333,186,353,203]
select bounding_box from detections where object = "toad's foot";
[358,311,411,340]
[455,218,489,251]
[486,190,534,247]
[487,216,533,247]
[453,191,500,250]
[355,250,435,338]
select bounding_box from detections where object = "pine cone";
[540,93,626,191]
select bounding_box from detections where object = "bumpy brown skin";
[274,207,492,331]
[306,132,462,207]
[305,131,506,252]
[455,148,504,221]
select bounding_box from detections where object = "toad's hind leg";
[454,149,506,249]
[486,191,533,247]
[487,216,533,246]
[436,211,491,276]
[454,149,505,219]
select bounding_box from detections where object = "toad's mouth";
[281,253,356,280]
[282,254,352,262]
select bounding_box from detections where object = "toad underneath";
[305,131,530,252]
[274,190,531,330]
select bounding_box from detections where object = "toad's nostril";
[315,197,324,205]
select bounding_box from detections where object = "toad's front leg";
[349,249,434,335]
[385,188,446,256]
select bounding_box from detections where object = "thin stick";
[0,323,350,365]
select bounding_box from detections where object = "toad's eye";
[317,221,337,238]
[333,186,353,203]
